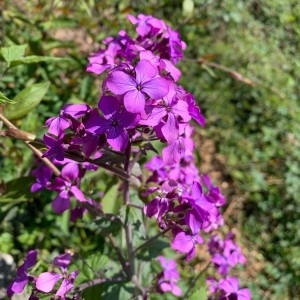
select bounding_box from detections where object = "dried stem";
[0,112,61,176]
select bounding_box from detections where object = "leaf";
[41,17,77,30]
[182,0,194,17]
[101,183,121,214]
[0,91,14,104]
[9,55,69,67]
[189,287,207,300]
[0,177,34,205]
[5,82,50,120]
[137,238,169,261]
[75,253,110,283]
[93,214,123,236]
[0,44,27,67]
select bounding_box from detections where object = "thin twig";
[0,112,61,176]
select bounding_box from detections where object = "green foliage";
[1,44,27,67]
[5,82,50,120]
[189,287,207,300]
[0,91,13,104]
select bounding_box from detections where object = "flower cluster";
[25,14,251,299]
[157,256,182,297]
[207,233,250,299]
[207,276,251,300]
[7,251,78,300]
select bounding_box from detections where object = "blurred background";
[0,0,299,299]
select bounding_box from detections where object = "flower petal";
[70,186,86,202]
[171,232,194,254]
[11,273,28,293]
[161,114,179,143]
[98,96,121,118]
[124,89,145,114]
[107,127,128,152]
[52,191,70,214]
[61,163,79,181]
[142,77,169,100]
[135,59,158,83]
[106,71,136,95]
[36,272,62,293]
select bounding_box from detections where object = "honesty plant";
[6,14,251,300]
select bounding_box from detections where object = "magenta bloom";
[45,115,70,137]
[50,163,86,214]
[219,277,251,300]
[31,164,52,192]
[171,212,203,260]
[36,253,78,298]
[43,134,66,161]
[85,96,139,151]
[7,250,37,298]
[140,83,190,143]
[106,59,169,113]
[157,256,182,297]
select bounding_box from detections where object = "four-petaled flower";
[85,96,139,151]
[106,59,169,113]
[50,163,86,214]
[36,253,78,299]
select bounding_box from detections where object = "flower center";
[111,120,119,127]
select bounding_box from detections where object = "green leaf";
[9,55,69,68]
[93,214,123,236]
[0,44,27,67]
[137,238,169,261]
[189,287,207,300]
[5,82,50,120]
[0,91,14,104]
[0,177,34,206]
[101,183,121,214]
[182,0,194,16]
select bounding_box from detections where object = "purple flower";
[219,277,251,300]
[139,50,181,81]
[157,256,182,297]
[209,233,246,275]
[184,181,215,223]
[45,115,70,137]
[127,14,166,37]
[62,103,91,118]
[50,163,86,214]
[106,59,169,113]
[36,253,78,298]
[140,83,190,143]
[85,96,139,151]
[171,212,203,260]
[31,164,52,192]
[43,134,66,161]
[7,250,37,298]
